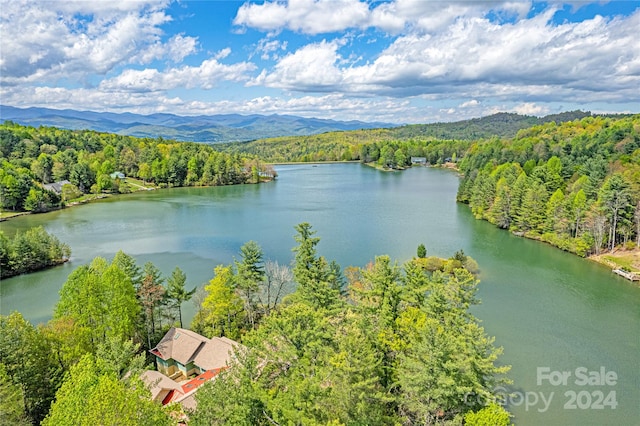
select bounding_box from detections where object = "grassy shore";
[589,247,640,274]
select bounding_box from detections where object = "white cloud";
[253,9,640,105]
[512,102,548,116]
[0,1,194,84]
[459,100,480,108]
[133,34,199,64]
[252,40,345,90]
[234,0,371,34]
[234,0,533,35]
[254,38,289,60]
[99,51,256,92]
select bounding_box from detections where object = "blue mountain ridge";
[0,105,395,143]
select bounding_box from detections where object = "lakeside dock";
[613,269,640,281]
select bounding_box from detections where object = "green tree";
[517,180,549,233]
[352,256,402,389]
[54,257,139,349]
[571,189,588,238]
[69,162,94,193]
[0,312,62,424]
[235,241,265,329]
[165,266,195,328]
[194,265,244,339]
[292,223,341,310]
[545,188,567,233]
[43,354,173,426]
[0,364,30,426]
[138,262,166,348]
[490,177,513,228]
[112,250,142,288]
[464,403,511,426]
[417,243,427,258]
[598,174,632,251]
[396,269,509,424]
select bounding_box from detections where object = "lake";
[1,163,638,425]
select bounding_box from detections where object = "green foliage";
[459,115,640,255]
[292,223,342,310]
[0,363,30,426]
[236,241,266,329]
[218,112,592,163]
[0,226,70,278]
[417,243,427,258]
[193,225,510,425]
[193,264,244,339]
[0,122,267,212]
[42,354,173,426]
[464,403,512,426]
[54,257,140,349]
[0,312,62,424]
[165,266,195,328]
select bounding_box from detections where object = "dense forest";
[0,224,511,425]
[457,115,640,256]
[0,226,70,278]
[217,111,593,163]
[0,122,276,213]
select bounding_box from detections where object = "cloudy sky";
[1,0,638,123]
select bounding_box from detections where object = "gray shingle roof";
[151,327,239,370]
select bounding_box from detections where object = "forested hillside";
[0,122,274,213]
[218,111,592,163]
[0,224,511,425]
[457,115,640,256]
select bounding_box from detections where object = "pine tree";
[165,267,195,328]
[235,241,265,329]
[292,223,340,310]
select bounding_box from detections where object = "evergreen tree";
[235,241,265,329]
[291,223,341,310]
[598,174,632,251]
[417,243,427,258]
[165,267,195,328]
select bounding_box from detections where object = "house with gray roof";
[145,327,241,410]
[42,180,71,195]
[150,327,239,380]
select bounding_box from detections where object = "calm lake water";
[1,163,638,425]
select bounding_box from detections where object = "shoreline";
[0,179,274,222]
[588,249,640,281]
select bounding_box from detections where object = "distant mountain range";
[0,105,395,143]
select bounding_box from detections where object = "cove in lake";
[1,163,638,425]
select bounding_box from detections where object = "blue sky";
[1,0,638,124]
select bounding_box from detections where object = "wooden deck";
[613,269,640,281]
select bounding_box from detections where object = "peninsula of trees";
[0,224,510,425]
[0,122,276,213]
[0,226,70,278]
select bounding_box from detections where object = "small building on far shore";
[110,171,125,179]
[411,157,427,165]
[43,180,71,195]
